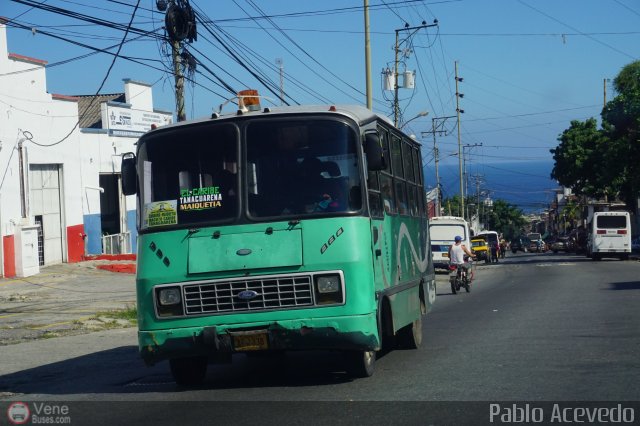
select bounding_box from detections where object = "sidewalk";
[0,259,136,345]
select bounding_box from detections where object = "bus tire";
[397,315,423,349]
[344,350,376,378]
[170,356,208,386]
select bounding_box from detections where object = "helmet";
[454,236,462,242]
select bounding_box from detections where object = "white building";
[0,19,171,277]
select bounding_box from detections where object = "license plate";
[442,253,449,258]
[232,332,269,351]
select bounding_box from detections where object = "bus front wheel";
[170,356,208,386]
[344,350,376,378]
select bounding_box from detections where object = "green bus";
[121,99,436,384]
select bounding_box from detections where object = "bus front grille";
[183,275,314,315]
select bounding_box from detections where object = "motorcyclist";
[449,236,476,279]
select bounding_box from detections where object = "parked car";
[511,236,530,253]
[551,236,571,253]
[529,239,546,252]
[632,235,640,254]
[471,237,490,263]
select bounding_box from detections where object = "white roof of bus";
[430,216,468,223]
[147,104,394,133]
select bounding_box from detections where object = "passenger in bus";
[214,156,237,199]
[299,158,345,213]
[381,183,395,214]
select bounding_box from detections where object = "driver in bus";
[449,235,476,279]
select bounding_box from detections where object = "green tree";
[601,60,640,207]
[560,199,581,233]
[484,199,526,240]
[550,118,616,199]
[551,60,640,208]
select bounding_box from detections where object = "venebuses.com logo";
[6,401,71,424]
[6,402,30,425]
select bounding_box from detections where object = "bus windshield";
[246,119,362,218]
[138,122,240,230]
[137,118,363,231]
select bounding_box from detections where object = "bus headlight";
[317,276,340,293]
[159,287,181,305]
[314,274,343,305]
[155,286,184,317]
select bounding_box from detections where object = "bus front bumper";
[138,314,379,365]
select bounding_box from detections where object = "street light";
[400,111,429,130]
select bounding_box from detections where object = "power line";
[23,0,142,148]
[242,0,368,104]
[190,7,291,106]
[518,0,637,60]
[464,105,601,122]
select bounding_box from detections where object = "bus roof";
[430,216,466,221]
[146,104,394,135]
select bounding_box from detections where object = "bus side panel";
[371,214,433,332]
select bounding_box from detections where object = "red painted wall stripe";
[3,235,16,278]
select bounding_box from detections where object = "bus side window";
[368,192,383,218]
[395,179,409,215]
[403,140,414,183]
[391,135,403,178]
[367,170,382,217]
[380,174,396,214]
[407,184,418,216]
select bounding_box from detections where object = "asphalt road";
[1,251,639,424]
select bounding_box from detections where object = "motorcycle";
[449,261,472,294]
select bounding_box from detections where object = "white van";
[587,211,632,260]
[429,216,471,269]
[476,230,500,255]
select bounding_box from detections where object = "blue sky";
[2,0,639,209]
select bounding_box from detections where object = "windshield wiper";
[182,228,201,242]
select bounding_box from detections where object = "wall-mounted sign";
[102,104,173,134]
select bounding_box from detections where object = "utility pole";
[364,0,372,110]
[158,0,197,122]
[432,119,440,209]
[276,58,284,106]
[171,39,186,122]
[603,78,608,108]
[421,115,455,216]
[462,143,482,206]
[454,61,465,217]
[393,20,438,126]
[472,173,484,227]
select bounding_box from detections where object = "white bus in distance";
[429,216,471,270]
[587,211,632,261]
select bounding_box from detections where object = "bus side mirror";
[121,152,137,195]
[364,133,386,171]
